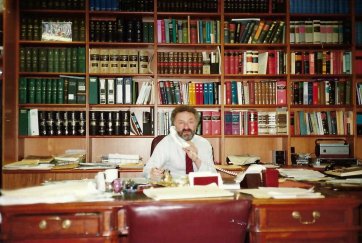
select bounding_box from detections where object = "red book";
[202,111,212,135]
[312,82,319,105]
[224,50,230,74]
[309,52,315,75]
[229,50,235,74]
[161,20,166,43]
[248,80,255,105]
[267,50,276,74]
[356,51,362,75]
[190,20,197,44]
[276,80,287,105]
[199,83,204,105]
[195,83,201,104]
[290,111,295,136]
[225,81,232,105]
[211,111,221,135]
[248,111,258,135]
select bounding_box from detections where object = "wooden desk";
[0,186,361,243]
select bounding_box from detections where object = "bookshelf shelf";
[2,0,361,171]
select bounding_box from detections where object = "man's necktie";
[185,153,194,174]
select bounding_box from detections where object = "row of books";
[157,51,220,75]
[292,79,351,106]
[19,47,86,73]
[224,80,286,105]
[89,109,154,136]
[90,0,154,11]
[20,17,85,41]
[89,49,151,74]
[89,18,153,43]
[289,0,349,14]
[224,0,272,13]
[157,0,217,12]
[157,18,220,44]
[291,110,353,136]
[20,0,85,9]
[290,51,352,75]
[89,77,150,105]
[290,20,350,45]
[19,76,86,104]
[224,50,286,75]
[356,83,362,106]
[19,109,86,136]
[356,22,362,46]
[158,81,220,105]
[224,109,288,135]
[224,19,285,44]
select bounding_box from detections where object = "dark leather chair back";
[126,200,251,243]
[150,135,166,156]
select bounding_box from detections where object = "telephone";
[170,126,243,181]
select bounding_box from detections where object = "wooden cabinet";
[0,202,122,242]
[2,0,362,181]
[249,198,360,243]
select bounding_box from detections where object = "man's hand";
[150,167,164,181]
[184,142,201,168]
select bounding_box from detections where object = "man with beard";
[143,105,216,180]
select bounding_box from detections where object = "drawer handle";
[39,220,47,230]
[292,211,320,225]
[62,219,72,229]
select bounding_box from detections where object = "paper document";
[143,184,234,200]
[239,187,324,199]
[278,168,326,180]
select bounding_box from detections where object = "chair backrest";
[126,200,251,243]
[150,135,166,156]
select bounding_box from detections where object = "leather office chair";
[126,200,251,243]
[150,135,166,155]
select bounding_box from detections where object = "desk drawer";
[9,213,101,239]
[253,204,355,230]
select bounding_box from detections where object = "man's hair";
[171,105,199,125]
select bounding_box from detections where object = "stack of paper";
[102,154,140,165]
[278,168,326,180]
[240,187,324,199]
[143,184,234,200]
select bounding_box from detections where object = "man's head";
[171,105,199,141]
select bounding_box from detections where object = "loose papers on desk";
[102,154,141,165]
[0,180,113,205]
[239,187,324,199]
[278,168,326,181]
[143,184,234,200]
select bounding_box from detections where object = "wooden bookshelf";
[2,0,362,188]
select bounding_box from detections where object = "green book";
[46,79,52,103]
[77,47,86,73]
[19,77,28,104]
[31,48,39,72]
[72,18,79,41]
[51,78,58,103]
[142,21,149,43]
[33,18,41,41]
[53,48,60,72]
[38,48,48,72]
[59,48,66,73]
[35,78,42,103]
[19,47,26,72]
[47,48,54,72]
[71,48,78,73]
[19,109,29,136]
[25,47,32,72]
[77,78,86,104]
[67,77,78,104]
[89,77,98,104]
[27,78,36,103]
[57,78,64,104]
[79,19,86,41]
[41,78,47,103]
[66,48,72,72]
[148,22,154,43]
